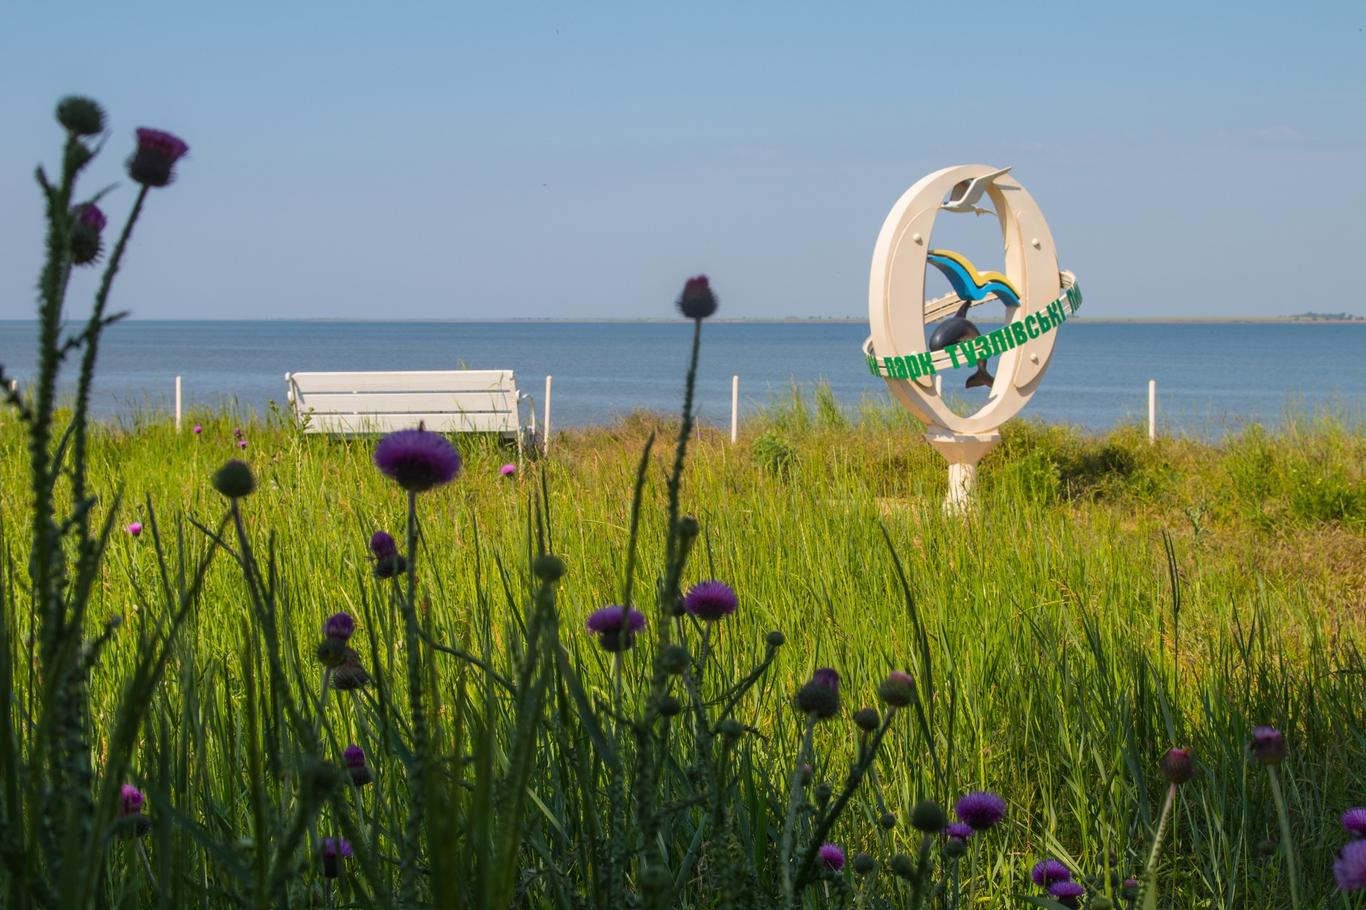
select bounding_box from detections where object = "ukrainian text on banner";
[867,284,1082,380]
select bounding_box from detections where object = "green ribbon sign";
[866,284,1083,379]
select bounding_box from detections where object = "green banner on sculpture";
[866,284,1082,379]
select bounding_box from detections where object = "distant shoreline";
[2,317,1364,325]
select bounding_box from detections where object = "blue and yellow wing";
[926,249,1022,308]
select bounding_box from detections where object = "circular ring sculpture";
[864,165,1081,509]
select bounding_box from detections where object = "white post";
[543,375,553,455]
[1148,379,1156,443]
[730,374,739,444]
[7,380,15,394]
[174,375,182,431]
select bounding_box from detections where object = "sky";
[1,1,1363,321]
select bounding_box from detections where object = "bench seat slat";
[302,411,521,435]
[297,391,517,414]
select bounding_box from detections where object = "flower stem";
[135,840,159,894]
[1267,765,1302,910]
[1140,783,1176,907]
[661,319,702,605]
[781,715,817,908]
[398,488,428,904]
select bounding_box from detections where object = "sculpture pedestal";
[925,429,1001,513]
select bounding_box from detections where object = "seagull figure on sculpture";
[941,166,1012,215]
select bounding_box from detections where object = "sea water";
[0,320,1362,438]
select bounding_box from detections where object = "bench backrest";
[287,370,521,435]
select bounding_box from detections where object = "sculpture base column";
[925,429,1001,513]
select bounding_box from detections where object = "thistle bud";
[658,695,683,717]
[657,644,690,675]
[765,630,785,648]
[910,800,947,833]
[852,852,876,875]
[717,718,745,739]
[877,670,916,707]
[331,652,371,691]
[343,744,373,787]
[853,707,880,733]
[56,96,105,135]
[1159,747,1194,784]
[69,203,106,265]
[795,668,840,719]
[316,638,349,667]
[889,853,916,879]
[532,554,566,581]
[1250,726,1286,766]
[676,275,718,320]
[211,459,255,499]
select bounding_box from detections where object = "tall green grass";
[2,393,1363,906]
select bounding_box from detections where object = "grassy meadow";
[2,386,1363,907]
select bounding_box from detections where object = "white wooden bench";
[285,369,537,456]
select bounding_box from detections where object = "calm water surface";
[1,321,1362,438]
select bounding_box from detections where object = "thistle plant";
[0,97,197,905]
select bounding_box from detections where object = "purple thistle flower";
[374,427,462,493]
[77,203,106,231]
[500,463,517,477]
[369,531,398,560]
[818,843,844,872]
[954,791,1006,831]
[942,822,973,840]
[1160,747,1194,784]
[1250,726,1286,765]
[126,522,142,538]
[343,743,373,785]
[812,668,839,691]
[192,423,202,435]
[321,836,353,878]
[129,128,189,187]
[233,427,242,439]
[119,784,145,816]
[682,580,738,621]
[795,667,841,718]
[1031,859,1072,887]
[237,439,248,449]
[70,203,106,265]
[877,669,916,707]
[322,837,353,858]
[1048,880,1085,908]
[1344,808,1366,838]
[1337,841,1366,892]
[586,606,647,652]
[324,612,355,642]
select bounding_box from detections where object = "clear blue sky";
[2,1,1363,320]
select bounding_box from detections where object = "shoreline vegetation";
[3,314,1365,325]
